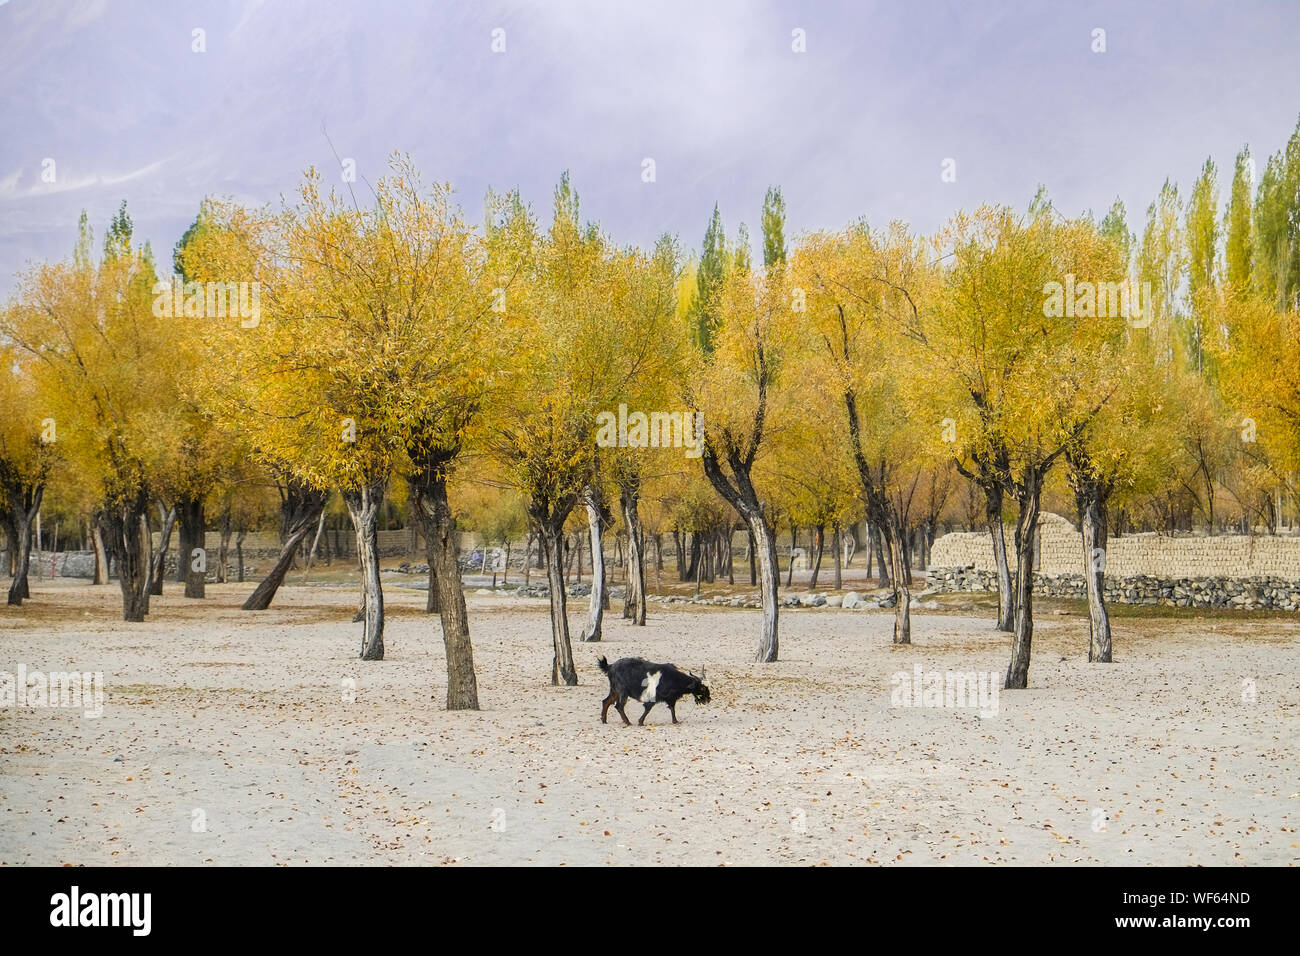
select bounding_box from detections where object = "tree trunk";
[1079,487,1113,663]
[217,506,231,584]
[654,535,663,591]
[539,513,578,685]
[832,524,843,589]
[748,514,780,661]
[410,451,479,710]
[138,514,152,615]
[874,525,890,588]
[303,506,326,578]
[747,526,757,585]
[426,537,441,613]
[4,482,42,606]
[3,517,16,579]
[1005,473,1042,690]
[725,526,734,586]
[620,481,647,625]
[684,532,699,583]
[902,529,914,586]
[175,507,188,584]
[601,539,610,611]
[343,482,386,661]
[242,482,327,610]
[873,514,910,644]
[694,537,703,597]
[700,448,779,662]
[177,496,206,599]
[102,495,150,622]
[810,523,825,589]
[149,505,176,596]
[785,527,797,587]
[523,530,533,588]
[580,483,610,642]
[987,483,1014,632]
[91,513,109,585]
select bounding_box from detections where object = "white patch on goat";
[640,671,662,703]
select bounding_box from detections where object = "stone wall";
[11,550,98,579]
[930,512,1300,579]
[928,512,1300,610]
[8,549,263,582]
[926,566,1300,611]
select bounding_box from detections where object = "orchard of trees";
[5,114,1300,703]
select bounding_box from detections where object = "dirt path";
[2,581,1296,865]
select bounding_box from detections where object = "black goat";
[597,656,711,726]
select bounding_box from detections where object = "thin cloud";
[0,0,1297,295]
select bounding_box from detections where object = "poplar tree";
[1099,198,1134,267]
[688,204,728,354]
[1138,180,1188,365]
[1225,147,1255,291]
[1185,158,1220,374]
[762,186,787,268]
[1253,117,1300,309]
[691,265,798,661]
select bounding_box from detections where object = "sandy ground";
[1,577,1297,866]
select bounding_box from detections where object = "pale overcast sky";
[1,0,1298,292]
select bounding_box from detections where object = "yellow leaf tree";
[2,205,173,621]
[690,256,800,662]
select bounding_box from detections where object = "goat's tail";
[596,655,610,674]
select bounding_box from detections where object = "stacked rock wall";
[928,513,1300,610]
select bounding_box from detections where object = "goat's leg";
[601,689,616,724]
[615,696,631,726]
[668,701,678,723]
[638,702,655,726]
